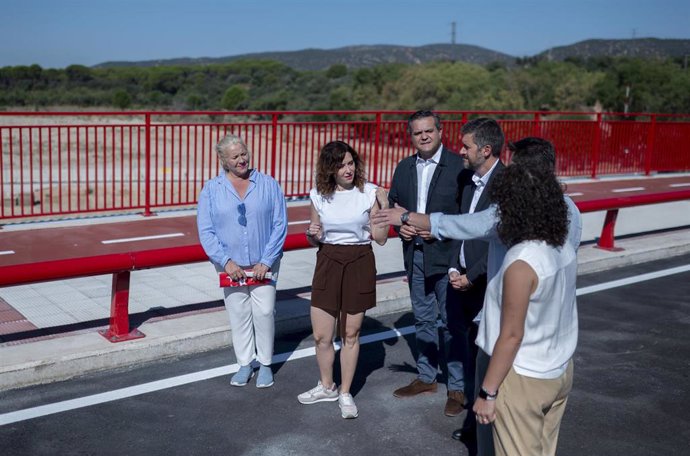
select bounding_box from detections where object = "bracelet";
[478,386,498,401]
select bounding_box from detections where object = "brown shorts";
[310,243,376,314]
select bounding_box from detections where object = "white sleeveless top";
[309,182,378,245]
[477,240,578,379]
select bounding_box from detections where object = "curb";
[0,278,412,391]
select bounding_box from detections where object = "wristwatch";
[478,386,498,401]
[400,211,411,224]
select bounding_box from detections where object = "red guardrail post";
[142,113,153,216]
[532,112,541,136]
[98,271,146,343]
[645,114,656,176]
[372,112,381,184]
[596,209,623,251]
[271,113,278,178]
[591,113,602,179]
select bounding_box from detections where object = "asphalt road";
[1,254,689,456]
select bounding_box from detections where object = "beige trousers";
[493,360,574,456]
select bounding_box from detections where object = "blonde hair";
[215,134,251,172]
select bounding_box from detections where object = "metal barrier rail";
[1,190,689,343]
[2,110,690,222]
[577,189,690,251]
[0,233,312,342]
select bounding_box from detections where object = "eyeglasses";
[237,203,247,227]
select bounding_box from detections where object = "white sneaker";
[338,393,359,419]
[298,381,339,404]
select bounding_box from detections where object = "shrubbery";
[1,57,688,113]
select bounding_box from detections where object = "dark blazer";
[451,160,505,288]
[388,146,465,279]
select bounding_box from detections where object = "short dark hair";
[407,110,442,134]
[490,164,568,248]
[315,140,366,197]
[509,137,556,173]
[461,117,504,157]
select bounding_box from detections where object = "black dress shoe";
[455,428,478,455]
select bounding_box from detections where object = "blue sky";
[2,0,689,68]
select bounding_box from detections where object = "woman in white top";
[473,162,577,456]
[297,140,389,419]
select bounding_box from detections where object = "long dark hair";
[491,164,568,248]
[315,140,366,197]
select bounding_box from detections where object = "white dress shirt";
[459,160,500,269]
[415,145,443,214]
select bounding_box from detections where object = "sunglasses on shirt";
[238,203,247,227]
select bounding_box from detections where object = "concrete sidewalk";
[2,208,690,391]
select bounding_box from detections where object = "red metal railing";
[2,110,690,222]
[578,189,690,251]
[0,233,312,342]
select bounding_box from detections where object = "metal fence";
[1,110,689,222]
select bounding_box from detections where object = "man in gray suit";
[387,110,466,418]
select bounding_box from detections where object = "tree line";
[1,56,689,113]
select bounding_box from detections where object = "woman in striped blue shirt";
[197,134,287,389]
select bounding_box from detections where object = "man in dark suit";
[446,118,505,453]
[388,110,466,418]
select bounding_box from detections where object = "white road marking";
[101,233,185,244]
[2,264,689,426]
[669,182,690,188]
[566,192,584,197]
[288,219,310,226]
[611,187,645,193]
[0,250,15,256]
[0,325,415,426]
[576,264,690,296]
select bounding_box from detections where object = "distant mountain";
[94,39,690,71]
[94,44,514,70]
[537,38,690,61]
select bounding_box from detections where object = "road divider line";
[0,250,15,256]
[0,326,418,426]
[2,265,688,426]
[566,192,584,197]
[101,233,185,244]
[669,183,690,188]
[287,220,310,226]
[611,187,645,193]
[577,264,690,296]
